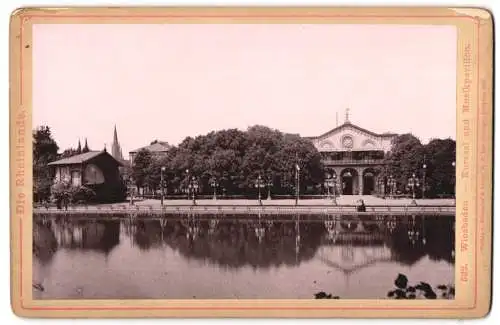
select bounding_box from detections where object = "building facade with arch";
[307,116,397,196]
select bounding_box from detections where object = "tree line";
[131,125,325,196]
[33,124,456,202]
[33,126,98,204]
[378,133,456,198]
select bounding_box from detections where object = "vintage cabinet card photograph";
[9,6,493,318]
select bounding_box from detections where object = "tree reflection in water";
[138,214,326,269]
[33,213,455,298]
[34,213,454,268]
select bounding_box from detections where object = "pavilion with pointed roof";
[306,109,398,195]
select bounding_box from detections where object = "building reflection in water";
[34,213,455,272]
[314,214,454,290]
[33,213,455,299]
[34,216,121,260]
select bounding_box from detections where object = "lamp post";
[387,176,396,199]
[422,161,427,199]
[324,173,332,198]
[324,173,338,205]
[331,174,338,205]
[254,174,265,205]
[407,173,420,205]
[377,177,385,199]
[188,176,199,205]
[160,166,166,207]
[266,177,273,200]
[185,169,190,200]
[210,178,218,200]
[128,177,135,205]
[295,164,300,206]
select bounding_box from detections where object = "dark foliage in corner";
[313,274,455,300]
[314,292,340,299]
[387,273,454,300]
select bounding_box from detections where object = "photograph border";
[9,6,493,318]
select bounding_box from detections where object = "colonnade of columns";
[325,166,381,195]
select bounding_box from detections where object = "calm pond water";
[33,213,455,299]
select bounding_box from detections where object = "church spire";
[111,125,124,161]
[76,139,82,154]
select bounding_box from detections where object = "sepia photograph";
[10,6,493,319]
[31,21,457,301]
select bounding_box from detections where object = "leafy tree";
[60,139,90,158]
[423,138,456,197]
[145,156,168,192]
[140,125,325,196]
[381,134,456,197]
[120,162,133,183]
[278,133,324,194]
[33,126,59,202]
[60,148,78,158]
[382,134,425,194]
[132,149,153,190]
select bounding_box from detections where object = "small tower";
[345,108,350,124]
[82,138,89,153]
[76,139,82,154]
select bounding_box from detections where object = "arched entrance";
[340,168,359,195]
[362,169,376,195]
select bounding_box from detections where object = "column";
[334,168,342,195]
[358,168,364,195]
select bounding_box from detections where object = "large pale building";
[307,110,397,195]
[129,140,171,166]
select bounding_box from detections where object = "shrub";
[70,185,96,203]
[50,182,96,205]
[387,273,455,300]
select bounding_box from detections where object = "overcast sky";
[33,23,457,155]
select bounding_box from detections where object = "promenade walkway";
[33,196,456,217]
[121,196,455,207]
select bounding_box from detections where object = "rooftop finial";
[345,108,350,123]
[336,112,339,127]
